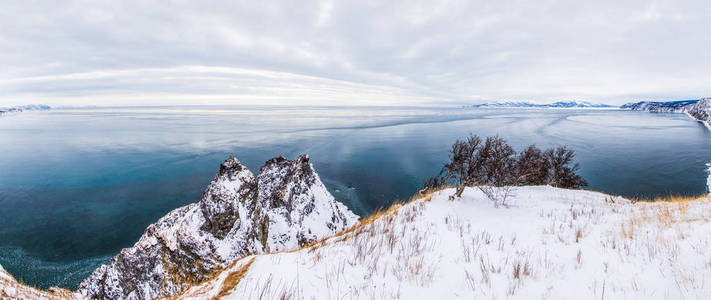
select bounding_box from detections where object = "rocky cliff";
[686,98,711,126]
[77,155,358,299]
[621,98,711,128]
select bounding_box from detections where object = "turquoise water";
[1,106,710,289]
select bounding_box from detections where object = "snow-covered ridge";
[77,155,358,299]
[470,101,614,109]
[179,186,711,299]
[621,98,711,129]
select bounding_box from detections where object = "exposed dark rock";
[78,155,358,299]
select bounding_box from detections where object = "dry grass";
[644,194,706,203]
[213,257,256,299]
[616,193,710,240]
[176,186,711,299]
[300,186,444,253]
[177,188,446,299]
[0,272,74,300]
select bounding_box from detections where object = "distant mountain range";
[0,104,51,116]
[470,101,614,108]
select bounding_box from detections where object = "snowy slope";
[179,186,711,300]
[78,155,357,299]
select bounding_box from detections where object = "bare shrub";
[545,146,587,188]
[423,134,588,204]
[516,145,549,185]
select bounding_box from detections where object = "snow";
[78,155,357,299]
[179,186,711,300]
[0,265,11,282]
[1,262,78,299]
[623,98,711,130]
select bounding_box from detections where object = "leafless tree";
[423,135,588,205]
[545,146,587,188]
[516,145,549,185]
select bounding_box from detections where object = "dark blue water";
[1,106,710,289]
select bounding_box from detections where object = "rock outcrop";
[686,98,711,126]
[78,155,358,299]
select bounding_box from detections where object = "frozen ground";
[179,186,711,300]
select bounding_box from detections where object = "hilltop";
[178,186,711,299]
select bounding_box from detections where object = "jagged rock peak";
[200,157,255,239]
[257,154,356,250]
[78,155,357,300]
[217,156,247,175]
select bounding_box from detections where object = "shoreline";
[684,111,711,130]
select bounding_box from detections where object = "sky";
[1,0,710,107]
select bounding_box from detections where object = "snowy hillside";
[622,98,711,129]
[178,186,711,299]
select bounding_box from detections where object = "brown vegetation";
[214,257,256,299]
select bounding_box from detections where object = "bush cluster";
[424,134,587,198]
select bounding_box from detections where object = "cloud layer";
[1,0,710,106]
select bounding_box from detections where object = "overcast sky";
[1,0,710,107]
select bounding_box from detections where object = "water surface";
[0,106,709,289]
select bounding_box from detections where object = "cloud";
[0,0,710,106]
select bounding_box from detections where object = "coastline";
[684,111,711,130]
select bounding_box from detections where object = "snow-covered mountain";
[621,98,711,129]
[470,101,614,108]
[77,155,358,299]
